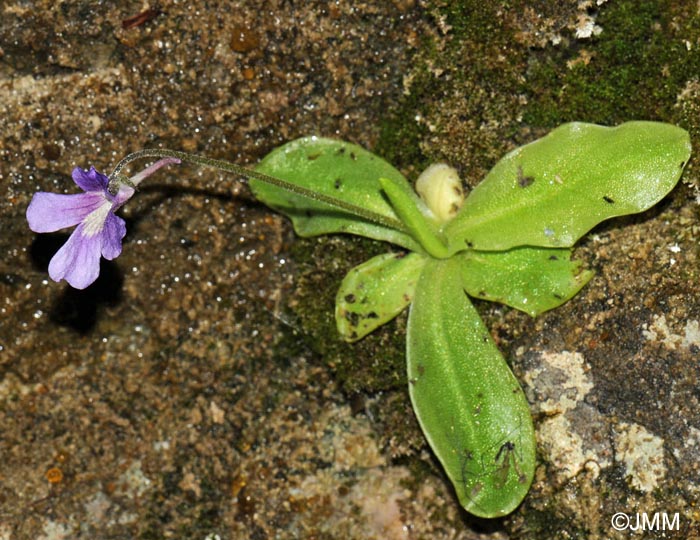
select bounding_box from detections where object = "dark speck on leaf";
[350,152,357,160]
[517,165,534,188]
[417,364,425,376]
[334,179,342,189]
[344,294,356,304]
[553,293,563,299]
[307,152,321,161]
[336,147,346,155]
[465,240,474,248]
[549,255,559,261]
[366,312,378,319]
[603,195,615,204]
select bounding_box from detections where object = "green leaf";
[407,258,535,518]
[456,247,594,316]
[445,121,692,253]
[252,137,423,252]
[336,252,427,342]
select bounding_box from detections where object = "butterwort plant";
[27,122,691,517]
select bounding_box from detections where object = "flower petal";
[101,212,127,260]
[26,191,105,233]
[48,223,102,289]
[72,166,110,192]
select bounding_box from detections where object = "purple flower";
[26,166,135,289]
[27,157,180,289]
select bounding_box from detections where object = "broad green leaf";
[407,258,535,518]
[252,137,423,252]
[336,251,427,342]
[457,247,594,316]
[445,122,691,253]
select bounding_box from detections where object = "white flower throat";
[83,200,112,237]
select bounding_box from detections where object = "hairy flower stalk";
[27,149,405,290]
[110,149,407,232]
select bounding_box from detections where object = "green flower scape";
[28,122,691,518]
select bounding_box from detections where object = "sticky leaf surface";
[336,251,426,342]
[445,122,691,253]
[252,137,422,252]
[456,247,594,316]
[407,258,536,518]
